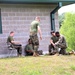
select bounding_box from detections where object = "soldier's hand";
[40,36,42,40]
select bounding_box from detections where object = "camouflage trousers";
[30,34,39,51]
[12,43,22,56]
[48,44,57,55]
[55,43,67,55]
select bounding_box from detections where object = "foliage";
[58,13,65,27]
[60,13,75,51]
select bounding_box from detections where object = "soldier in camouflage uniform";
[24,39,34,56]
[55,32,67,55]
[30,17,42,56]
[49,31,59,55]
[7,31,22,56]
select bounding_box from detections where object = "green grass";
[0,55,75,75]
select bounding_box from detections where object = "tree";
[58,13,65,28]
[60,13,75,51]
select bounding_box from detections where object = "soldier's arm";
[11,40,21,44]
[38,26,42,40]
[50,39,55,46]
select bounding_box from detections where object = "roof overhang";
[0,0,75,5]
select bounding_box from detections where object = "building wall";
[0,4,59,57]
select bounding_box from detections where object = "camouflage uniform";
[49,36,59,55]
[7,36,22,56]
[55,35,67,55]
[30,20,40,52]
[24,44,34,56]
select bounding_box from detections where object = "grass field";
[0,55,75,75]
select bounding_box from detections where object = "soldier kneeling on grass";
[48,31,59,55]
[24,39,43,56]
[24,39,34,56]
[54,32,67,55]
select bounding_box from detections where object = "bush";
[60,13,75,51]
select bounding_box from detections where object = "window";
[0,9,2,34]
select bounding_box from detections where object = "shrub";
[60,13,75,51]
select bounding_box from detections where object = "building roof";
[0,0,75,5]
